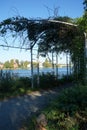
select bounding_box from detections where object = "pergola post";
[84,32,87,79]
[30,47,34,88]
[37,50,40,87]
[69,57,72,75]
[66,52,69,78]
[52,51,54,74]
[56,52,58,78]
[84,32,87,58]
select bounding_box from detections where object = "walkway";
[0,85,71,130]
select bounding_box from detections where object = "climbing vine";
[0,16,86,83]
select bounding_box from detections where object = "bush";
[0,70,15,93]
[0,70,32,98]
[42,85,87,130]
[14,77,31,94]
[16,77,31,89]
[33,72,58,89]
[24,84,87,130]
[59,74,75,85]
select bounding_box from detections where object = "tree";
[83,0,87,11]
[23,61,30,68]
[43,58,51,68]
[4,61,10,68]
[38,16,77,56]
[10,59,14,68]
[15,59,19,67]
[19,61,24,69]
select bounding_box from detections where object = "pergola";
[0,17,86,87]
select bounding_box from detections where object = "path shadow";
[0,88,59,130]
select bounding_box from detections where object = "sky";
[0,0,84,63]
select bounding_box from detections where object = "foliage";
[54,16,73,23]
[59,74,75,85]
[0,70,15,93]
[71,35,86,83]
[33,72,75,89]
[0,70,32,99]
[42,58,52,68]
[33,73,58,89]
[4,61,10,68]
[24,85,87,130]
[0,70,74,99]
[3,59,30,69]
[15,77,31,93]
[0,16,78,54]
[0,16,86,84]
[43,85,87,130]
[38,22,77,54]
[77,15,87,33]
[83,0,87,11]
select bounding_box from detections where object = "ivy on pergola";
[0,16,85,86]
[0,16,77,51]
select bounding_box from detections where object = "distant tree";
[4,61,10,68]
[23,61,30,68]
[10,59,14,68]
[15,59,19,67]
[43,58,51,68]
[19,61,24,68]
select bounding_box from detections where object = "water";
[8,67,71,78]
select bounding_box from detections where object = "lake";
[7,67,72,78]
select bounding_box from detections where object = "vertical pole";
[56,52,58,78]
[37,50,40,87]
[66,52,69,78]
[31,47,34,88]
[69,58,72,75]
[84,32,87,58]
[84,32,87,80]
[52,51,54,74]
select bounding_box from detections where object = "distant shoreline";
[0,66,69,70]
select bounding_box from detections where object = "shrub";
[17,77,31,89]
[33,72,58,89]
[0,70,32,98]
[59,74,75,85]
[0,70,15,93]
[15,77,31,94]
[43,85,87,130]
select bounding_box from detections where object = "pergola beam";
[48,19,77,27]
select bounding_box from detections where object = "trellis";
[0,17,86,88]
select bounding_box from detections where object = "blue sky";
[0,0,84,63]
[0,0,84,21]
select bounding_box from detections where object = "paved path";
[0,86,71,130]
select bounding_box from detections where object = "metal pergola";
[0,18,87,87]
